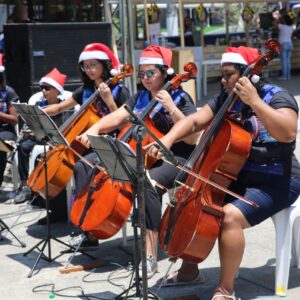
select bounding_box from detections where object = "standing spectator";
[274,12,295,80]
[0,53,18,191]
[184,16,195,46]
[6,3,31,24]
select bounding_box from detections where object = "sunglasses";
[40,85,53,91]
[137,69,158,79]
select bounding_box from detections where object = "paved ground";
[0,75,300,300]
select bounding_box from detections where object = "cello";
[27,64,134,199]
[70,62,198,240]
[158,40,281,263]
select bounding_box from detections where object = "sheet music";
[87,134,137,183]
[12,103,69,147]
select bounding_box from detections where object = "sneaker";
[12,187,32,204]
[139,254,158,279]
[68,234,99,251]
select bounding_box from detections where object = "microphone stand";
[86,128,159,299]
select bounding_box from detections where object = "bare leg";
[146,229,158,259]
[213,203,250,299]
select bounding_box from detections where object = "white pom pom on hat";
[78,43,120,76]
[139,45,174,75]
[251,74,260,84]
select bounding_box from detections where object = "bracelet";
[169,108,177,116]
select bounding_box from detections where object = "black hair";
[79,59,114,89]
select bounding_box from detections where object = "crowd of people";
[0,4,300,300]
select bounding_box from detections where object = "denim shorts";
[225,171,300,226]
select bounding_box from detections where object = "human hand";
[154,90,176,113]
[144,136,174,160]
[98,82,113,104]
[76,126,99,148]
[233,76,260,106]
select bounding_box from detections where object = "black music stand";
[0,139,25,247]
[87,133,158,300]
[0,218,26,247]
[12,103,80,277]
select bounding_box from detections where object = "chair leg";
[273,209,293,297]
[292,217,300,268]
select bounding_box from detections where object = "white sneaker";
[139,254,158,279]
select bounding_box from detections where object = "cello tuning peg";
[251,74,260,84]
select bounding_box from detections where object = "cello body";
[159,119,252,263]
[70,119,164,239]
[27,104,100,198]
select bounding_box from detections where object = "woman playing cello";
[40,43,130,222]
[146,46,300,299]
[76,45,198,277]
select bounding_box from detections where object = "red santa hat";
[221,46,260,66]
[78,43,119,76]
[139,45,174,75]
[0,53,5,72]
[39,68,67,94]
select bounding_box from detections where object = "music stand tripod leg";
[0,218,26,247]
[23,143,76,277]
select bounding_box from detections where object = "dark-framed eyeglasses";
[137,69,158,79]
[40,85,53,91]
[80,61,100,72]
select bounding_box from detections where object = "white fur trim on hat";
[110,69,118,76]
[0,66,4,72]
[221,53,248,65]
[139,57,166,66]
[39,77,64,94]
[78,51,110,63]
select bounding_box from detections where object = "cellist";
[146,46,300,299]
[11,68,69,207]
[76,45,198,277]
[40,43,130,223]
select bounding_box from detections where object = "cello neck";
[59,78,114,134]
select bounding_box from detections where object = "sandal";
[211,286,241,300]
[156,270,205,287]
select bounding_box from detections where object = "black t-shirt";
[207,85,300,176]
[125,88,197,156]
[0,85,19,131]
